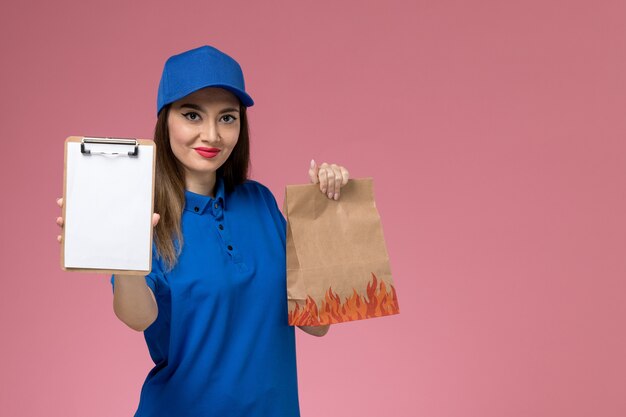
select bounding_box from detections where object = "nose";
[199,120,220,143]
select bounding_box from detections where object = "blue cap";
[156,45,254,115]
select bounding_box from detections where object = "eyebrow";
[179,103,240,114]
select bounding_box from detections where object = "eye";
[221,114,237,123]
[182,112,201,121]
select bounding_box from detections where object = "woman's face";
[167,87,241,185]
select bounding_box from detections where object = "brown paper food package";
[283,177,399,326]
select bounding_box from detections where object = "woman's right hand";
[56,197,160,244]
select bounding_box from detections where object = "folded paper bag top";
[283,177,399,326]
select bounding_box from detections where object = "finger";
[57,235,62,244]
[318,163,329,194]
[56,216,64,227]
[152,213,160,227]
[324,164,336,198]
[340,166,349,186]
[331,164,342,200]
[308,159,319,184]
[57,197,63,208]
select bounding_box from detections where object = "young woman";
[55,45,349,416]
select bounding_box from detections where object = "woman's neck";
[185,172,217,197]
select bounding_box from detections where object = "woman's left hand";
[308,159,350,200]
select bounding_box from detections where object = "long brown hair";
[153,101,250,272]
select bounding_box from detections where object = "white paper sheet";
[64,141,153,271]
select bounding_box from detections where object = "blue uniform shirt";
[111,175,301,417]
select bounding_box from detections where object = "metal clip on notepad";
[81,137,139,157]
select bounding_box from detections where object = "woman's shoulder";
[233,179,280,209]
[238,179,285,230]
[238,178,274,197]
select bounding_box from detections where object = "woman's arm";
[112,275,158,332]
[112,212,162,332]
[57,197,159,332]
[298,324,330,337]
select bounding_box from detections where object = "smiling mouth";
[195,148,220,159]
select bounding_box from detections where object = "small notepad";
[61,136,156,274]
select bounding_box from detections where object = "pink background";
[2,0,625,416]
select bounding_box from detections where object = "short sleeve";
[110,242,165,296]
[255,182,287,244]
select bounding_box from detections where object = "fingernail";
[328,192,333,198]
[310,159,315,168]
[322,188,326,193]
[334,193,339,200]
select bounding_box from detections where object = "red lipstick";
[194,147,220,159]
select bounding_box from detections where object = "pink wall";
[2,0,625,416]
